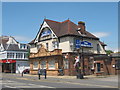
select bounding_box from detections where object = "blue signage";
[81,41,92,47]
[41,30,52,37]
[75,39,81,49]
[75,40,92,49]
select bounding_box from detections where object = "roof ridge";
[44,19,60,23]
[61,19,70,23]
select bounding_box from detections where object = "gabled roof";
[29,19,99,44]
[99,41,107,46]
[44,19,99,39]
[0,36,27,51]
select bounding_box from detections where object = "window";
[24,53,28,59]
[16,53,23,59]
[20,44,26,49]
[48,60,55,69]
[52,41,59,49]
[7,53,14,59]
[64,59,69,69]
[33,61,38,69]
[46,43,48,50]
[40,61,46,69]
[97,44,100,53]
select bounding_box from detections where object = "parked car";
[22,69,30,74]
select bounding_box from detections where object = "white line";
[5,85,17,88]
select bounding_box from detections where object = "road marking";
[60,81,118,88]
[2,75,118,88]
[2,79,55,88]
[4,85,17,88]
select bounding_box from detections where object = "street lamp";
[75,39,84,79]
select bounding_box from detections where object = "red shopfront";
[0,59,16,73]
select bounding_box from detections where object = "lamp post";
[81,37,85,76]
[75,39,84,79]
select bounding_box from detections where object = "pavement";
[9,73,118,82]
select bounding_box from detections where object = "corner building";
[29,19,107,76]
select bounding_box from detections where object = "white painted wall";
[30,47,38,53]
[0,51,7,59]
[59,37,71,53]
[7,36,18,44]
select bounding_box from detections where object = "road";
[0,73,119,89]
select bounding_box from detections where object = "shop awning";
[0,60,16,63]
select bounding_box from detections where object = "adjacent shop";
[0,59,16,73]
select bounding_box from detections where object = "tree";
[105,50,113,55]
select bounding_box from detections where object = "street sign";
[81,41,92,47]
[75,39,81,49]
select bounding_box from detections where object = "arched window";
[39,27,52,41]
[41,27,52,37]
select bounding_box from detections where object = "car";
[22,69,30,74]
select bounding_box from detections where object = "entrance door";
[2,63,16,73]
[97,63,101,72]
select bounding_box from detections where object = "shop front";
[0,59,16,73]
[29,45,63,76]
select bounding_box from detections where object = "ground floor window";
[48,60,55,69]
[2,63,16,73]
[40,61,46,69]
[33,61,38,69]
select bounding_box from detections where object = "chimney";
[78,21,86,34]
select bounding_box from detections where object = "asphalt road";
[0,73,119,89]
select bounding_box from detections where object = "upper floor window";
[46,43,48,50]
[39,27,52,41]
[20,44,27,49]
[24,53,28,59]
[52,41,59,49]
[97,44,100,53]
[7,52,14,59]
[41,27,52,37]
[16,53,23,59]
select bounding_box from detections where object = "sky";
[1,2,118,52]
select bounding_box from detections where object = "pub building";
[29,19,110,76]
[0,36,29,73]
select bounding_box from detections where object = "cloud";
[13,35,33,43]
[106,46,119,52]
[92,32,110,38]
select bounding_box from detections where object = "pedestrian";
[38,69,41,80]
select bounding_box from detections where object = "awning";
[0,59,16,63]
